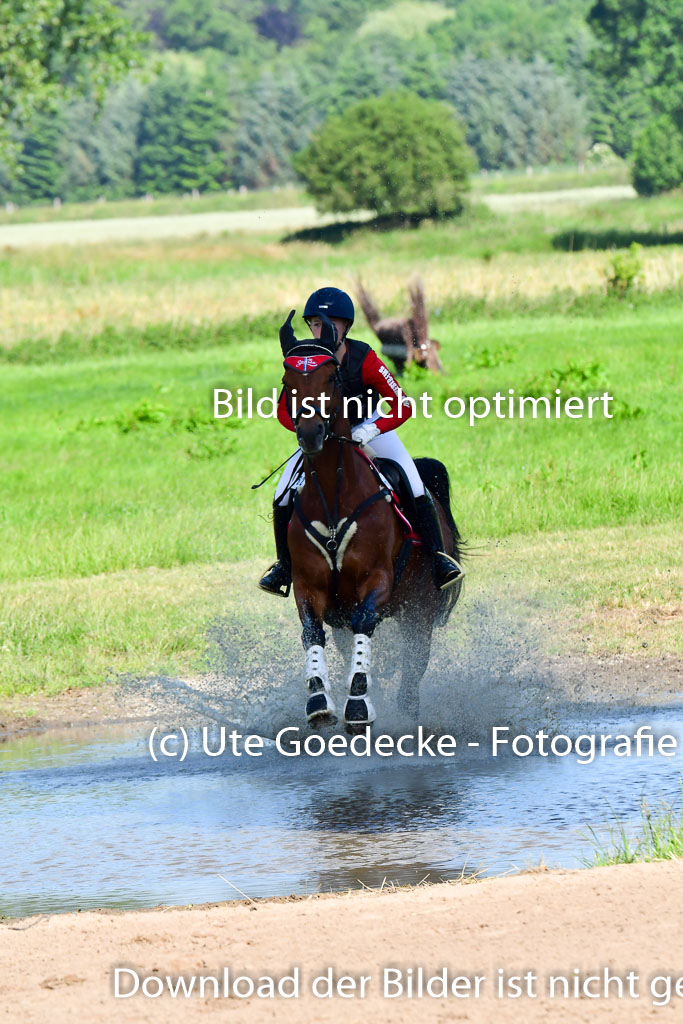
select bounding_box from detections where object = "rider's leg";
[257,452,302,597]
[257,502,292,597]
[369,429,464,591]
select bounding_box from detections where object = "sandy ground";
[0,186,636,248]
[2,862,682,1023]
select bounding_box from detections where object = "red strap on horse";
[283,353,336,373]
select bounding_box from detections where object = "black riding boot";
[413,492,465,591]
[257,503,292,597]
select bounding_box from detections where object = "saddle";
[359,453,421,542]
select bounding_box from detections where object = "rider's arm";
[277,388,295,431]
[361,349,414,434]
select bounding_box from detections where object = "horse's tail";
[415,457,464,626]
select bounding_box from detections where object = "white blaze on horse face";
[304,644,331,693]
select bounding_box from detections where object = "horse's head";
[282,347,343,456]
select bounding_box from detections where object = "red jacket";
[278,338,413,434]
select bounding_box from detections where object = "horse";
[356,277,444,375]
[281,344,463,732]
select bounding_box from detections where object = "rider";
[258,286,464,596]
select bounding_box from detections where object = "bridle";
[282,351,392,564]
[282,359,344,441]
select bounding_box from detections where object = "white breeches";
[273,424,425,506]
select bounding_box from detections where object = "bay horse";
[281,343,463,732]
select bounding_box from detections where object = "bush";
[631,117,683,196]
[294,91,474,218]
[606,242,644,296]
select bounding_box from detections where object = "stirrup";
[433,552,465,591]
[257,562,291,598]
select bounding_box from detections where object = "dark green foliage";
[10,112,66,202]
[91,80,146,197]
[445,56,586,169]
[135,68,231,194]
[151,0,266,54]
[231,71,313,189]
[298,0,393,36]
[295,91,473,217]
[588,0,683,129]
[0,0,146,161]
[588,0,683,173]
[255,7,301,47]
[585,74,652,158]
[631,116,683,196]
[431,0,593,66]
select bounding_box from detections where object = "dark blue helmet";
[303,287,354,326]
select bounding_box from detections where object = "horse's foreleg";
[301,603,336,726]
[343,587,387,731]
[344,633,376,729]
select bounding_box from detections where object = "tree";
[135,67,231,194]
[231,70,312,189]
[9,111,67,202]
[294,91,473,218]
[154,0,269,55]
[631,115,683,196]
[0,0,146,161]
[587,0,683,189]
[588,0,683,129]
[444,56,587,170]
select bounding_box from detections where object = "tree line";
[0,0,680,204]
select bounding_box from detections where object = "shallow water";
[2,704,682,918]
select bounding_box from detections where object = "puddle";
[2,703,682,917]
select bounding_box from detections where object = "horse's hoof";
[345,722,370,737]
[309,710,338,729]
[343,695,376,731]
[306,687,337,725]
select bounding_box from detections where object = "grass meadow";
[1,190,681,698]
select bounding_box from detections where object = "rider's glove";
[351,423,381,448]
[279,309,297,355]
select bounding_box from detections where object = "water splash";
[119,594,576,740]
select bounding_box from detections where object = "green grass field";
[1,192,681,698]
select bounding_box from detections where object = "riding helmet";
[303,287,354,326]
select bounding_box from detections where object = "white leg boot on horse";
[343,634,377,734]
[304,644,337,726]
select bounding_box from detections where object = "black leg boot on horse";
[414,492,465,591]
[258,502,292,597]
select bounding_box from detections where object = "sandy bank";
[3,861,682,1023]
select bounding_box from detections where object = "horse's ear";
[279,309,298,355]
[318,312,338,353]
[356,278,382,331]
[409,277,428,345]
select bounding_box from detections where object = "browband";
[284,352,337,373]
